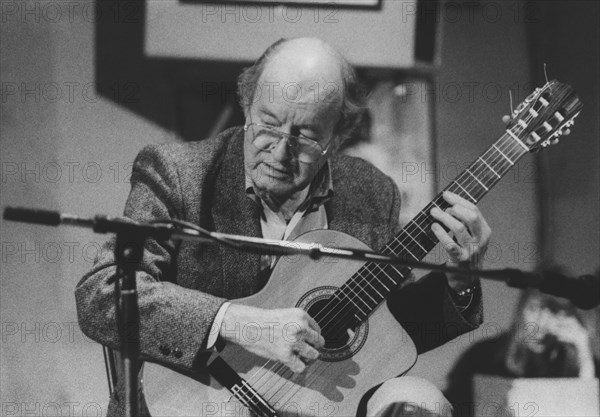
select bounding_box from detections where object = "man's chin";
[255,182,295,199]
[252,177,303,203]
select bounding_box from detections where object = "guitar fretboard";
[319,130,530,329]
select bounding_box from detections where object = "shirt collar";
[245,160,334,215]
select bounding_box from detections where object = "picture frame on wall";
[182,0,382,9]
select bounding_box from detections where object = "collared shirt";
[207,162,334,349]
[246,161,334,269]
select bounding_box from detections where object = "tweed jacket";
[75,127,482,414]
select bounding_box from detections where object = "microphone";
[3,206,61,226]
[503,269,600,310]
[3,206,193,242]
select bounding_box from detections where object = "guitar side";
[144,230,417,417]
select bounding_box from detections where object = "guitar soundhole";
[297,286,369,362]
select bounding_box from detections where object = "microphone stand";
[91,218,170,417]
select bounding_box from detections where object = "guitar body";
[144,230,418,417]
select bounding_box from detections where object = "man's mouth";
[263,164,293,178]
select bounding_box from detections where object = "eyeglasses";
[244,123,329,163]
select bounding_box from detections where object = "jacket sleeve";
[74,145,227,371]
[384,180,483,354]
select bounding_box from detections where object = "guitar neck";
[328,132,530,323]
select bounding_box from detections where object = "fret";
[430,200,444,211]
[365,264,395,289]
[453,181,477,203]
[390,237,419,260]
[330,290,364,315]
[492,144,515,166]
[386,264,404,278]
[352,282,379,306]
[363,264,405,296]
[355,269,386,297]
[365,264,397,289]
[380,264,402,286]
[465,168,489,191]
[411,219,428,235]
[403,231,427,253]
[471,160,502,188]
[505,129,529,151]
[340,286,372,315]
[346,275,380,305]
[478,157,501,178]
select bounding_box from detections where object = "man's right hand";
[219,304,325,373]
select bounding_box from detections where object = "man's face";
[243,79,342,203]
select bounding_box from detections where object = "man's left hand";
[430,191,492,291]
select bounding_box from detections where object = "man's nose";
[270,136,294,162]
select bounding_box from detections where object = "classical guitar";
[143,80,582,417]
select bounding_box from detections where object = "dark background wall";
[1,0,597,410]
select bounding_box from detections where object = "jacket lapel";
[211,132,263,298]
[326,156,394,251]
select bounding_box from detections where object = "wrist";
[220,303,243,343]
[445,261,478,292]
[447,274,477,292]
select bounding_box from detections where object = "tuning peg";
[550,138,560,145]
[502,115,511,124]
[563,128,571,135]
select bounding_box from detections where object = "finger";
[443,190,477,210]
[287,354,306,374]
[305,314,321,333]
[431,207,472,245]
[296,344,321,363]
[447,205,481,238]
[431,222,463,262]
[537,310,550,330]
[304,327,325,349]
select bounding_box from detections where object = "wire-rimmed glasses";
[244,123,329,163]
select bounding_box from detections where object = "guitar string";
[244,126,531,402]
[259,129,530,404]
[244,128,529,404]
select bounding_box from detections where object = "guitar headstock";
[506,80,582,152]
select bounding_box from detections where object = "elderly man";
[76,37,490,416]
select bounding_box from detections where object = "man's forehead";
[254,66,343,108]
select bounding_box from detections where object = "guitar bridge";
[208,356,279,417]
